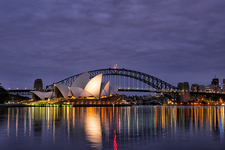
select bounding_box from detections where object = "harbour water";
[0,106,225,150]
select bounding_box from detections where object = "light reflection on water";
[0,106,225,149]
[85,107,102,149]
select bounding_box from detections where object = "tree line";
[0,84,10,103]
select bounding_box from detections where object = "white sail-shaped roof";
[109,86,119,95]
[69,87,84,98]
[31,91,53,100]
[79,90,93,97]
[31,91,45,100]
[100,81,110,97]
[54,84,69,98]
[84,74,103,99]
[71,72,90,89]
[45,91,53,99]
[67,90,72,97]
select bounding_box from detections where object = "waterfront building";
[191,84,198,92]
[32,73,118,100]
[143,95,152,100]
[31,91,53,101]
[198,85,206,92]
[55,73,118,99]
[223,79,225,92]
[33,79,44,100]
[191,84,205,92]
[34,79,43,91]
[206,77,221,93]
[177,82,190,103]
[54,83,70,98]
[211,78,219,85]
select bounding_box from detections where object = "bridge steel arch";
[46,68,177,92]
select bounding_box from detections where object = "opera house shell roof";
[53,73,118,99]
[31,91,53,100]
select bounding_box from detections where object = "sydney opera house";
[31,73,119,102]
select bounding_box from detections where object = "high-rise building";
[206,77,221,93]
[191,84,206,92]
[198,85,206,92]
[191,84,198,92]
[223,79,225,92]
[211,78,219,85]
[34,79,43,91]
[177,82,190,103]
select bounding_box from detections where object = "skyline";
[1,0,225,89]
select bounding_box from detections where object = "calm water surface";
[0,106,225,150]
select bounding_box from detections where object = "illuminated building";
[206,77,221,93]
[31,73,119,100]
[31,91,53,100]
[191,84,198,92]
[83,74,103,99]
[54,83,70,98]
[100,81,110,97]
[54,73,118,99]
[191,84,205,92]
[71,72,89,89]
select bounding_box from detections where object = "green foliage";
[0,85,10,103]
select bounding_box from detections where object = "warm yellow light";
[85,108,102,149]
[86,97,96,99]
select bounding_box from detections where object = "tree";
[0,85,10,103]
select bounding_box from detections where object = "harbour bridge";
[46,68,177,92]
[7,68,225,102]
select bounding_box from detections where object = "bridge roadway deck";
[118,89,175,93]
[190,91,225,96]
[7,88,176,95]
[7,89,33,95]
[7,89,225,96]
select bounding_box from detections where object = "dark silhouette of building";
[33,79,43,100]
[191,84,206,92]
[211,78,219,86]
[223,79,225,92]
[206,77,221,93]
[34,79,43,91]
[191,84,198,92]
[177,82,190,103]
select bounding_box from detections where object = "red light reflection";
[113,130,117,150]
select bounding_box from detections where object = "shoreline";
[0,104,224,107]
[0,104,132,107]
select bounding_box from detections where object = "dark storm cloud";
[0,0,225,89]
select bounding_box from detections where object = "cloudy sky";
[1,0,225,90]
